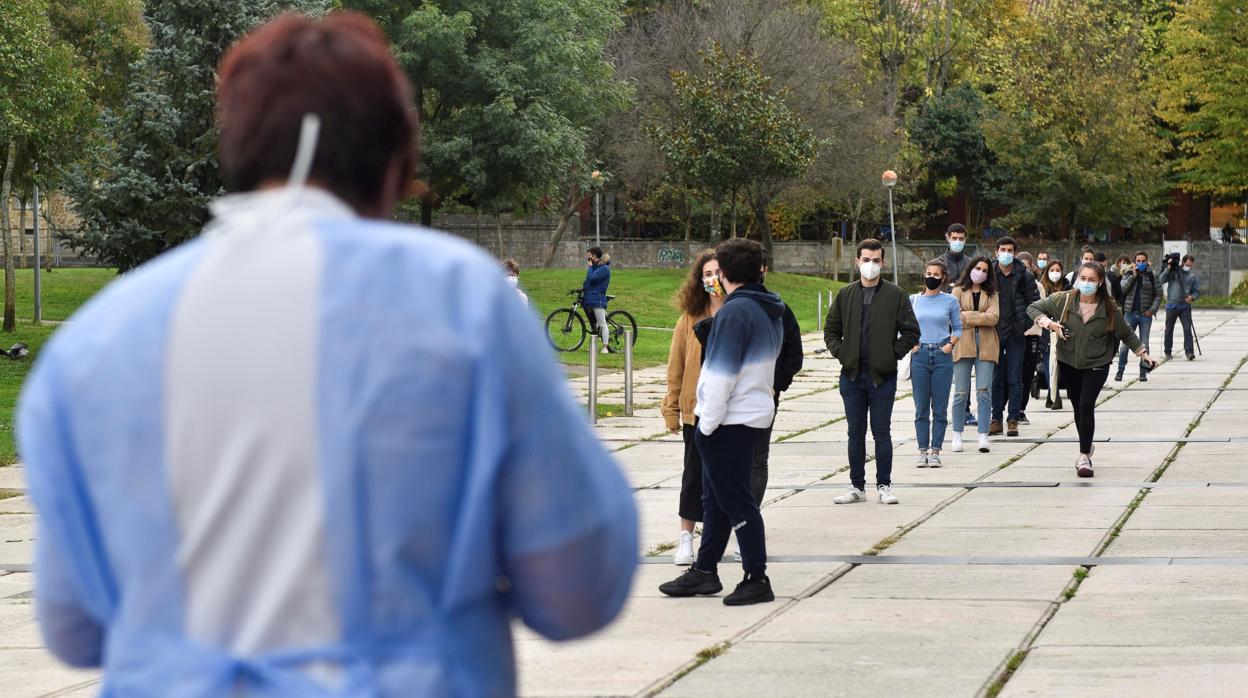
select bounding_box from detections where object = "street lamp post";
[591,170,604,248]
[882,170,899,285]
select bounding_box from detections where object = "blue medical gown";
[17,206,638,697]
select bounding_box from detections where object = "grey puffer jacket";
[1120,268,1162,315]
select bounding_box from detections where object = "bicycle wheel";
[546,308,587,352]
[606,310,639,354]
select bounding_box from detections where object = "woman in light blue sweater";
[910,260,963,467]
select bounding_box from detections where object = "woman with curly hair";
[661,249,724,566]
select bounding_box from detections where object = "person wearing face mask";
[1107,255,1130,306]
[824,239,920,505]
[1029,262,1156,477]
[1037,259,1069,407]
[989,236,1041,437]
[1036,251,1051,272]
[1018,253,1048,424]
[950,257,999,453]
[1160,254,1201,360]
[501,258,528,305]
[662,250,723,566]
[935,223,972,293]
[1116,251,1161,382]
[583,246,612,352]
[751,254,804,507]
[908,261,962,466]
[1065,245,1097,287]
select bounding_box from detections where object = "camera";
[1164,252,1182,269]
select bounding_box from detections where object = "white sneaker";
[915,450,929,468]
[674,531,694,566]
[834,487,867,504]
[600,346,611,354]
[877,485,899,505]
[927,451,942,468]
[951,433,964,452]
[978,434,990,453]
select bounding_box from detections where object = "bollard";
[624,327,634,416]
[588,334,598,424]
[817,292,823,332]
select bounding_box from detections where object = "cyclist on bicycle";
[584,246,612,352]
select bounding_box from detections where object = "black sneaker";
[1139,372,1148,382]
[1187,354,1196,361]
[659,568,722,597]
[1114,369,1124,382]
[723,573,775,606]
[1165,352,1173,360]
[1018,413,1030,426]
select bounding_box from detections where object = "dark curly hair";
[956,255,997,295]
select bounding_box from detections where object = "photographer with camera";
[1115,251,1160,382]
[1160,253,1201,360]
[1029,262,1156,477]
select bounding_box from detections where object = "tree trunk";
[710,199,722,241]
[753,194,774,265]
[683,195,692,242]
[545,185,582,267]
[421,199,433,227]
[1,141,17,332]
[729,185,739,238]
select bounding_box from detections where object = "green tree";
[0,0,92,329]
[982,0,1168,238]
[1156,0,1248,201]
[64,0,322,272]
[348,0,630,239]
[648,44,818,252]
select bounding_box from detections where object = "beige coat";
[1024,280,1047,337]
[661,312,706,430]
[951,286,1000,363]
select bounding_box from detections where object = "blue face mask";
[949,240,965,254]
[1037,259,1048,269]
[1136,262,1147,272]
[1076,280,1099,296]
[997,252,1014,267]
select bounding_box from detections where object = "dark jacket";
[823,280,920,385]
[1158,266,1201,308]
[582,257,611,308]
[935,249,972,293]
[1121,267,1162,315]
[993,260,1041,338]
[774,302,803,394]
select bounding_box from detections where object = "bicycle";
[545,289,638,353]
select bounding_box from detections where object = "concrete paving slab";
[1001,646,1248,698]
[814,564,1075,602]
[886,526,1108,557]
[1124,503,1248,530]
[0,649,98,698]
[1106,529,1248,557]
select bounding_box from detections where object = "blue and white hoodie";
[695,284,785,435]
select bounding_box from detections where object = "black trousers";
[1060,362,1110,454]
[679,423,703,522]
[695,424,766,576]
[1019,335,1041,413]
[750,398,781,506]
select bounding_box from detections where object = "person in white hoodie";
[659,238,784,607]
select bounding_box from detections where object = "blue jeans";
[840,370,897,491]
[1118,311,1152,372]
[952,358,994,434]
[1165,306,1194,356]
[992,331,1026,423]
[911,346,953,450]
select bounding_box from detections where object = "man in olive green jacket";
[823,239,920,505]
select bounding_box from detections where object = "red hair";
[216,12,417,212]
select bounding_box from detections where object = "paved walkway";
[2,309,1247,696]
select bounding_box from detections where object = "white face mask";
[860,261,882,281]
[1048,270,1062,282]
[1183,265,1192,273]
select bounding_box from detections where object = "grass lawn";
[520,269,844,370]
[0,268,118,464]
[1194,278,1248,307]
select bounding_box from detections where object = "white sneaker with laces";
[834,487,867,504]
[978,434,990,453]
[674,531,694,566]
[927,451,942,468]
[915,450,929,468]
[951,433,964,452]
[877,485,899,505]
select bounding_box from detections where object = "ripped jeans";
[952,357,995,435]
